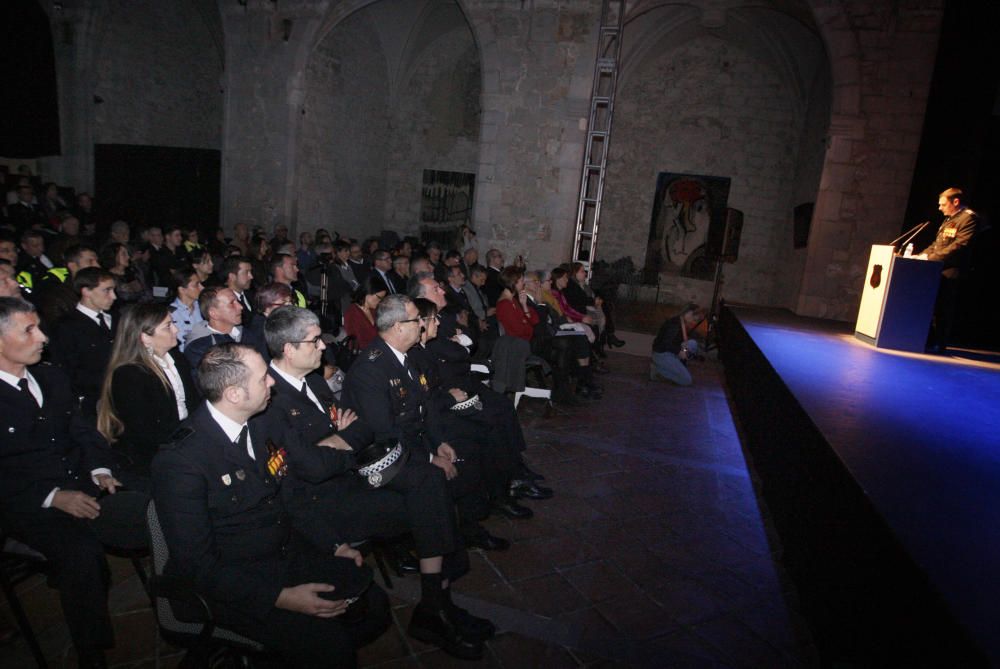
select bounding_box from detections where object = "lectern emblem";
[869,264,882,289]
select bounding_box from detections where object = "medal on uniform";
[221,474,232,486]
[266,439,288,478]
[329,404,338,423]
[235,469,246,481]
[290,408,300,417]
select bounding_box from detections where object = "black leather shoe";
[607,334,626,348]
[464,526,511,551]
[517,463,545,482]
[449,603,497,641]
[408,604,484,660]
[509,480,554,500]
[577,384,603,400]
[492,497,534,520]
[391,550,420,576]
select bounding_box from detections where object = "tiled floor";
[0,350,818,668]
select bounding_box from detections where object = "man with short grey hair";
[264,305,492,659]
[152,342,390,667]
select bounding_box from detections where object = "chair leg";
[0,568,47,668]
[370,546,394,590]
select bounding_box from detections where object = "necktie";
[383,272,394,294]
[98,312,111,334]
[402,355,415,381]
[239,293,252,312]
[300,381,310,397]
[235,424,254,462]
[18,378,39,408]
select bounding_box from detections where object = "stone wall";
[92,0,222,149]
[459,0,603,269]
[297,10,391,240]
[795,0,943,319]
[382,28,481,235]
[600,28,823,308]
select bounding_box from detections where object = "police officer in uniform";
[151,343,389,668]
[341,295,509,552]
[263,306,494,659]
[0,297,121,668]
[916,187,978,350]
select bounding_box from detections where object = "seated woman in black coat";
[97,303,200,483]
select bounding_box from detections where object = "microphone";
[888,220,929,249]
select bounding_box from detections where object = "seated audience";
[32,243,100,330]
[169,267,204,350]
[264,306,495,658]
[343,276,386,351]
[100,241,148,304]
[98,303,199,481]
[184,286,267,371]
[0,297,121,668]
[151,343,390,668]
[48,267,118,415]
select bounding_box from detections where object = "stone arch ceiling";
[620,1,827,109]
[310,0,474,101]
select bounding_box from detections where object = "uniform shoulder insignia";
[162,426,195,449]
[368,349,382,361]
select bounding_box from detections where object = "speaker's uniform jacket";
[922,208,978,279]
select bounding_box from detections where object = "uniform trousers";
[208,548,390,669]
[2,509,113,653]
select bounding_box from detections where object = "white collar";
[206,401,246,443]
[0,368,32,390]
[384,340,408,367]
[269,361,306,390]
[76,302,108,323]
[209,324,241,339]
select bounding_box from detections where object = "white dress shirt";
[154,353,188,420]
[269,362,324,414]
[206,401,255,461]
[76,302,112,330]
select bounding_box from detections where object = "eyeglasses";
[398,318,421,325]
[290,335,323,346]
[421,315,440,323]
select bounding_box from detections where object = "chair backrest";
[146,500,170,575]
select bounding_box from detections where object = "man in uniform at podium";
[915,187,978,351]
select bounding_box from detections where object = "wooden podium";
[855,244,942,352]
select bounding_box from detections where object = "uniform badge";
[290,408,301,417]
[389,378,401,387]
[944,227,957,238]
[329,404,339,423]
[221,474,232,486]
[235,469,246,481]
[418,373,428,389]
[368,471,383,487]
[266,439,288,478]
[368,349,382,361]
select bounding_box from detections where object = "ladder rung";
[582,197,598,204]
[593,96,611,105]
[585,164,602,171]
[589,131,608,138]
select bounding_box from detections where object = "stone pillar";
[219,0,329,237]
[461,0,603,269]
[37,3,100,192]
[796,0,942,320]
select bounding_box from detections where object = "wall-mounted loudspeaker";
[705,208,743,263]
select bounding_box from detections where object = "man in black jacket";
[151,343,389,668]
[264,306,493,659]
[0,297,121,668]
[48,268,117,416]
[916,187,979,350]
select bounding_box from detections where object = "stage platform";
[719,304,1000,666]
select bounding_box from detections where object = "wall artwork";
[421,169,475,225]
[644,172,731,281]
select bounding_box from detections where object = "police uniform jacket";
[0,363,112,519]
[922,208,978,279]
[151,403,301,621]
[341,336,441,454]
[48,308,117,416]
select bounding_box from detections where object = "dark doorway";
[94,144,221,232]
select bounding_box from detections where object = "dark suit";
[233,289,257,327]
[386,270,408,296]
[921,208,979,347]
[151,404,389,668]
[341,338,488,523]
[184,326,268,374]
[0,364,114,653]
[108,350,199,478]
[48,308,116,416]
[348,258,371,285]
[267,368,456,558]
[483,267,503,307]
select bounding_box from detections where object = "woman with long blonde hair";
[98,303,199,480]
